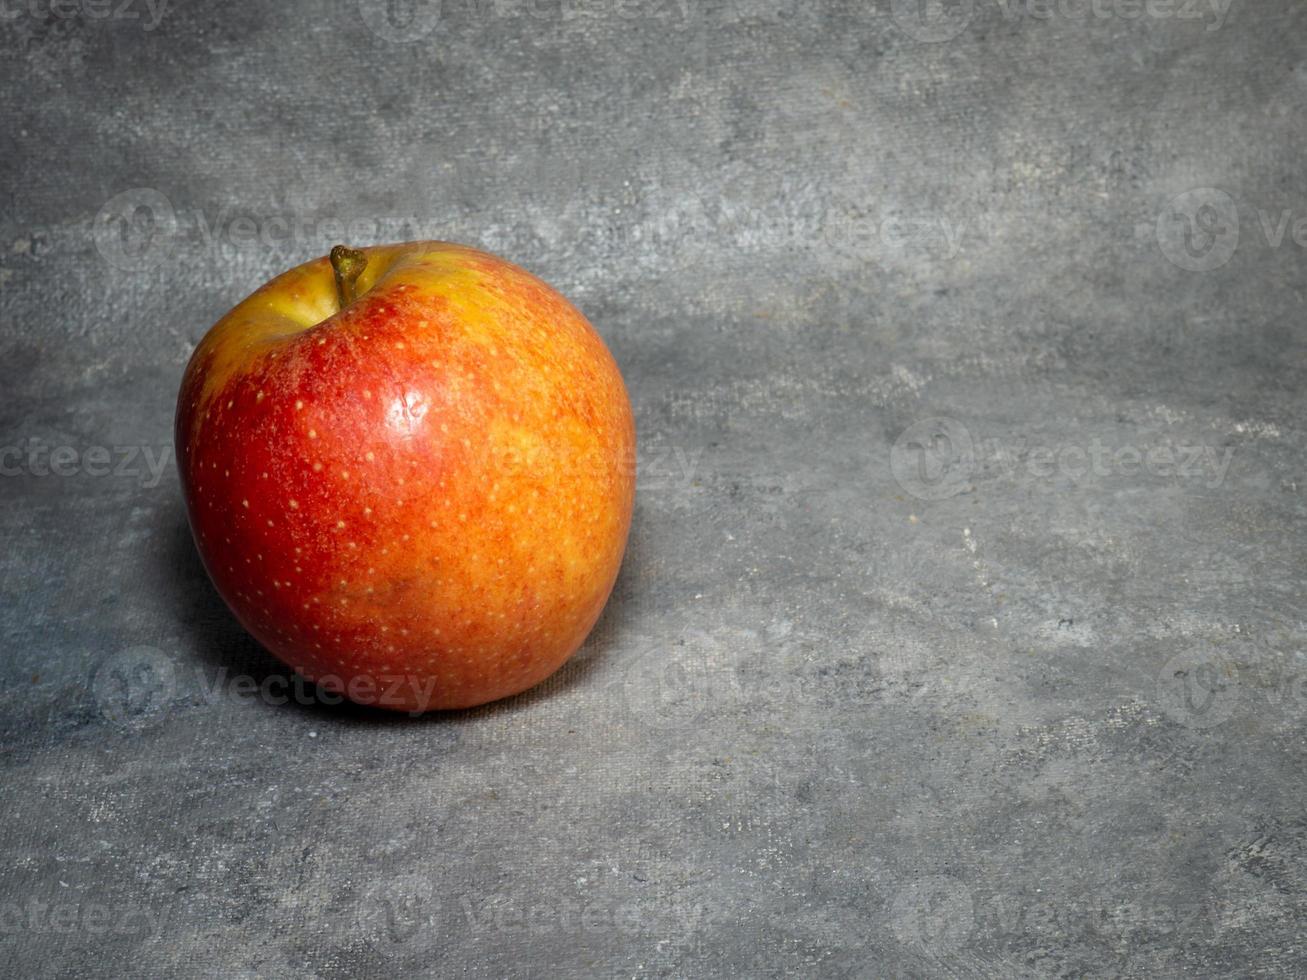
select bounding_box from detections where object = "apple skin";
[175,242,635,712]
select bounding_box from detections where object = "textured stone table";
[1,1,1304,976]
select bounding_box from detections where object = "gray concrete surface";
[1,0,1305,976]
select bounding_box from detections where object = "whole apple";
[176,242,635,711]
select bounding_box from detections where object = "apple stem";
[330,245,368,310]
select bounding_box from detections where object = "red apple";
[175,242,635,711]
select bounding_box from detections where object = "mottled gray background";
[1,0,1305,976]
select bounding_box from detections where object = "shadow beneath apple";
[158,500,639,725]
